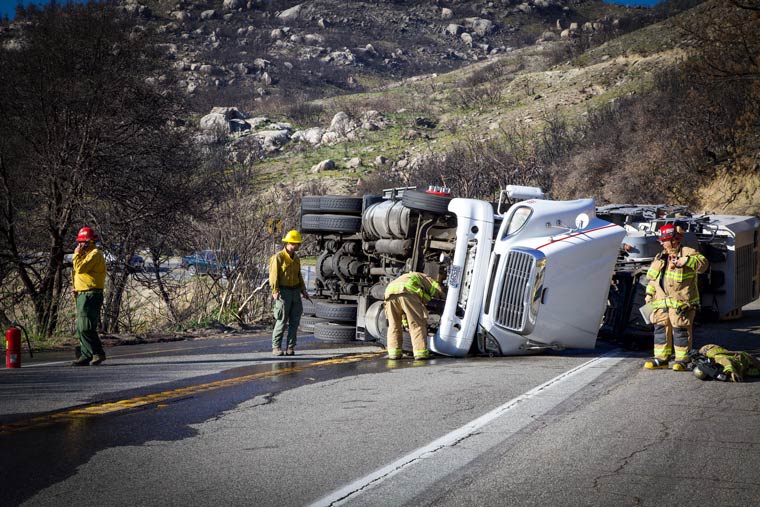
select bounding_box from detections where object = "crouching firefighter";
[644,224,708,370]
[384,272,446,360]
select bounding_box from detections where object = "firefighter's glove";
[645,295,652,304]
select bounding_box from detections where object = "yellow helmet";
[282,229,303,243]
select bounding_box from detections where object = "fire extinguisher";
[6,327,21,368]
[5,324,32,368]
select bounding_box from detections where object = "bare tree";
[0,3,209,336]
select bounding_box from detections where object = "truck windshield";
[503,206,532,237]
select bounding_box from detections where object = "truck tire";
[319,214,362,233]
[316,251,335,279]
[302,298,316,316]
[301,214,322,233]
[320,196,363,215]
[315,301,358,323]
[402,189,452,215]
[314,322,357,342]
[364,300,388,340]
[301,196,322,214]
[299,315,328,332]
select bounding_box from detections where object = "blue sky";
[1,0,663,20]
[607,0,662,5]
[1,0,86,19]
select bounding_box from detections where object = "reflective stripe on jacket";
[645,246,708,310]
[384,272,444,303]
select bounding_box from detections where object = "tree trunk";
[102,269,129,333]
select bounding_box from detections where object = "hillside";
[4,0,749,210]
[197,0,756,219]
[176,0,701,198]
[110,0,650,112]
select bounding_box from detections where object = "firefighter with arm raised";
[71,226,107,366]
[643,224,708,370]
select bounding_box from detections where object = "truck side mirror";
[575,213,590,229]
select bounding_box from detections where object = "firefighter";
[71,226,108,366]
[384,272,446,360]
[269,229,311,356]
[643,223,708,370]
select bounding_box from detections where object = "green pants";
[76,290,104,359]
[272,288,302,349]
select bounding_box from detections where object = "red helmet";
[658,224,682,242]
[76,227,98,242]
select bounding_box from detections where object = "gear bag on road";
[691,344,760,382]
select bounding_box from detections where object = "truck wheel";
[299,315,328,332]
[302,298,316,316]
[364,300,388,341]
[314,322,356,342]
[402,189,452,215]
[316,251,335,279]
[301,196,322,214]
[319,214,362,233]
[301,214,322,233]
[320,196,363,215]
[315,301,358,323]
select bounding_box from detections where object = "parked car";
[104,252,145,271]
[63,251,144,271]
[181,250,236,276]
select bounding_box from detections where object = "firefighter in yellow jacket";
[71,226,107,366]
[643,224,708,370]
[269,229,311,356]
[384,272,445,360]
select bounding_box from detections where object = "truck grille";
[494,249,536,332]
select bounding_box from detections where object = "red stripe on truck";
[536,223,620,250]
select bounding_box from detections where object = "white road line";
[21,361,68,368]
[310,351,624,507]
[17,343,242,368]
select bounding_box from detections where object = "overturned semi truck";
[299,187,760,356]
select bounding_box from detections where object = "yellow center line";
[1,352,384,435]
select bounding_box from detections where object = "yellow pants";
[385,293,429,354]
[651,307,695,361]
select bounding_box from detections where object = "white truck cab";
[433,194,625,357]
[476,197,625,355]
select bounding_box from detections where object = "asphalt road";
[2,303,760,506]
